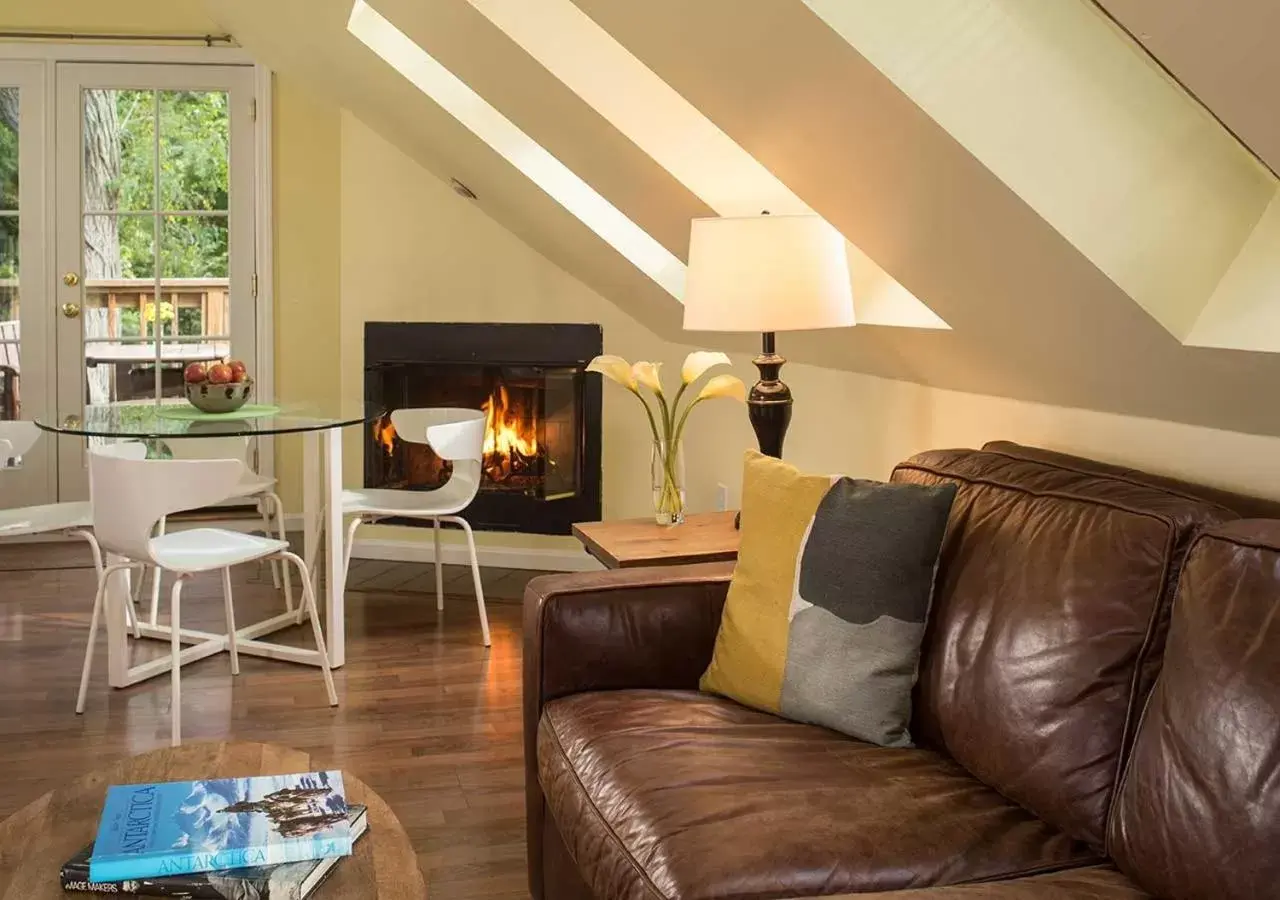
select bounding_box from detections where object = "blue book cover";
[89,771,352,884]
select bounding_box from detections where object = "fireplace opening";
[364,322,602,535]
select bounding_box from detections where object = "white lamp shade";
[683,215,855,332]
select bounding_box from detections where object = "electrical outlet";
[715,483,729,511]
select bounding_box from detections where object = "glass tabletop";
[34,400,383,438]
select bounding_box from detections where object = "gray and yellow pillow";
[701,451,956,747]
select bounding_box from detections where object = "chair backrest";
[163,435,252,464]
[0,320,19,372]
[0,421,40,460]
[88,442,247,563]
[390,408,486,462]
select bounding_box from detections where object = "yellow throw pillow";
[701,450,955,746]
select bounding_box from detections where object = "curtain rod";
[0,31,234,46]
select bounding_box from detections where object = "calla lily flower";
[586,355,638,391]
[697,374,747,402]
[632,361,663,395]
[681,350,731,385]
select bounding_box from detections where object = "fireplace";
[364,322,602,534]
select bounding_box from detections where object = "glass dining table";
[35,400,380,690]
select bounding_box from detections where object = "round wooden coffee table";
[0,741,426,899]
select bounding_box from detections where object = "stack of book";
[61,770,368,899]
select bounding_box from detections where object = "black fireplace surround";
[364,322,602,535]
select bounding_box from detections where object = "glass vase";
[651,439,686,525]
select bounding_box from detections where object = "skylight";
[465,0,947,329]
[346,0,687,300]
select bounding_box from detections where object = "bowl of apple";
[183,359,252,413]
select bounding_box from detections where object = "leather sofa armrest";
[522,562,733,900]
[523,561,733,718]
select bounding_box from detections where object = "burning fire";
[371,383,542,487]
[482,383,539,481]
[373,415,397,455]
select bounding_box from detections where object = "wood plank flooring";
[0,541,544,900]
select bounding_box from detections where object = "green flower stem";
[653,390,674,445]
[671,395,704,451]
[655,438,684,521]
[631,388,661,445]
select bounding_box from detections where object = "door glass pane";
[84,213,158,404]
[163,215,230,354]
[0,87,17,422]
[159,90,229,211]
[83,88,154,213]
[0,87,16,210]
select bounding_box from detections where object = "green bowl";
[185,378,252,414]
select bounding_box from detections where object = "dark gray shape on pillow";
[796,477,956,626]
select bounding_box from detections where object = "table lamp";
[683,214,854,459]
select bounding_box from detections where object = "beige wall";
[338,109,1280,560]
[923,388,1280,499]
[337,112,757,555]
[14,2,1280,540]
[271,79,342,510]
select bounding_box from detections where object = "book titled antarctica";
[89,771,352,884]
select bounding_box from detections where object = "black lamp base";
[748,331,792,459]
[736,331,792,529]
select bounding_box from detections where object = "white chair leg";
[266,491,295,614]
[170,574,187,747]
[433,517,444,612]
[76,567,112,714]
[148,516,167,626]
[221,567,239,676]
[260,497,283,591]
[446,516,489,647]
[280,551,338,707]
[71,529,138,640]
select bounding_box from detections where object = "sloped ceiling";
[1092,0,1280,176]
[203,0,1280,437]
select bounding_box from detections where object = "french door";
[0,58,260,507]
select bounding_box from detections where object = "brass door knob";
[62,272,80,286]
[62,414,81,429]
[61,303,81,319]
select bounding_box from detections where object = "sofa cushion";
[1110,521,1280,899]
[538,690,1099,900]
[892,449,1234,847]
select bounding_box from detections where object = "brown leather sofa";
[524,444,1280,899]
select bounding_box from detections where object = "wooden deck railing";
[0,277,231,340]
[84,277,231,338]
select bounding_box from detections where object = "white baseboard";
[350,535,604,573]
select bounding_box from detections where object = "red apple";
[207,363,233,385]
[228,359,248,383]
[183,362,208,384]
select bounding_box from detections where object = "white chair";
[340,408,490,646]
[144,436,293,625]
[78,441,337,746]
[0,422,142,650]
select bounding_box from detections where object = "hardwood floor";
[0,541,545,899]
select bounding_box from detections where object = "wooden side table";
[0,741,427,899]
[572,510,741,569]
